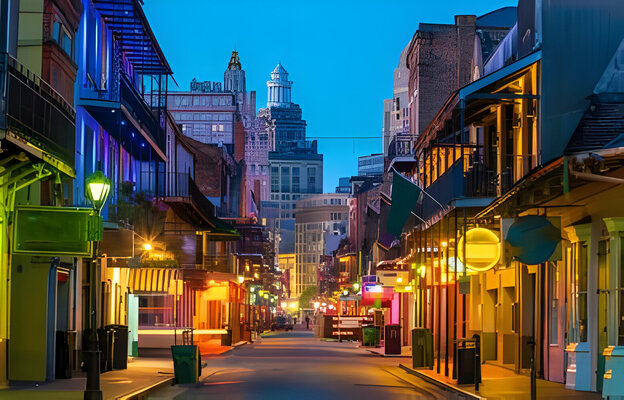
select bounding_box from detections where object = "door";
[597,239,610,392]
[547,261,565,383]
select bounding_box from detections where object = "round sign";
[458,228,501,272]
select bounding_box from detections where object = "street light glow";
[143,243,152,251]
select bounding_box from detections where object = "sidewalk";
[0,357,174,400]
[399,361,602,400]
[361,343,412,357]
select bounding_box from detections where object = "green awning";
[205,216,240,241]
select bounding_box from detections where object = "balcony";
[0,53,75,174]
[201,255,234,274]
[80,73,166,161]
[161,172,240,240]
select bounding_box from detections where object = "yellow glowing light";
[458,227,501,272]
[313,302,320,308]
[209,279,215,285]
[250,287,255,292]
[411,263,417,269]
[143,243,152,251]
[396,277,403,283]
[289,302,298,310]
[263,294,269,299]
[281,302,287,308]
[254,272,259,279]
[418,265,426,278]
[442,241,448,248]
[405,286,413,291]
[343,290,349,296]
[353,283,360,291]
[237,276,244,284]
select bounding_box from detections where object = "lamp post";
[84,170,111,400]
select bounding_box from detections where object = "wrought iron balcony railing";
[0,52,75,169]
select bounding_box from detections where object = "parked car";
[271,315,294,331]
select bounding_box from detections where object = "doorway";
[597,239,610,392]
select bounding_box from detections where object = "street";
[149,330,455,400]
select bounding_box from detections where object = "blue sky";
[143,0,516,192]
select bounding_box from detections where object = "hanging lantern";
[458,228,501,272]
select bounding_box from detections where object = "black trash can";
[108,325,129,370]
[98,327,114,372]
[384,324,401,355]
[55,331,71,379]
[456,338,481,384]
[221,329,233,346]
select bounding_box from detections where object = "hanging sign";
[506,216,561,265]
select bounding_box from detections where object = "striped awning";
[129,268,178,293]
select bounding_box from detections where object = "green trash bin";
[412,328,434,368]
[362,326,380,347]
[171,345,201,384]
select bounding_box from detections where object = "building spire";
[228,50,241,70]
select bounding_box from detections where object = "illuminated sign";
[458,228,501,272]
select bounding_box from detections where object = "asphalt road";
[148,330,457,400]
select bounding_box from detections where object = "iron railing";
[0,52,75,167]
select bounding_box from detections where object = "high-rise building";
[253,63,323,266]
[383,45,411,157]
[335,177,351,194]
[294,193,349,298]
[358,153,385,176]
[167,51,256,156]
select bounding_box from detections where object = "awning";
[129,268,178,293]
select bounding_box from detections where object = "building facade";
[358,153,385,176]
[294,193,349,298]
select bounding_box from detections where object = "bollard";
[473,334,481,392]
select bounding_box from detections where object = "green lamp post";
[84,170,111,400]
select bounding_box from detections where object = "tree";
[298,285,318,309]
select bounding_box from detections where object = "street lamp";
[84,170,111,400]
[85,170,111,213]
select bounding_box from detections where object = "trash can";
[456,337,481,384]
[221,329,233,346]
[55,331,72,379]
[362,326,380,347]
[108,325,129,370]
[384,324,401,355]
[98,327,114,372]
[412,328,434,369]
[171,345,201,384]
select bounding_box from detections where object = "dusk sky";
[143,0,516,192]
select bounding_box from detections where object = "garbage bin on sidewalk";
[384,324,401,355]
[221,329,233,346]
[107,324,129,370]
[412,328,433,369]
[456,336,482,385]
[171,345,202,384]
[55,330,72,379]
[362,326,380,347]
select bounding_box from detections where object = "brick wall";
[408,16,476,137]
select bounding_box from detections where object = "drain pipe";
[568,166,624,185]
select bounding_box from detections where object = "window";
[271,167,279,192]
[52,20,73,59]
[281,167,290,193]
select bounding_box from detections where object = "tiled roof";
[565,101,624,154]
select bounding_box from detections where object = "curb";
[364,348,411,358]
[399,364,485,400]
[116,376,174,400]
